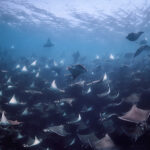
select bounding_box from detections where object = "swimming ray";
[44,38,54,48]
[31,60,37,66]
[0,111,22,125]
[126,32,144,41]
[17,132,24,139]
[118,105,150,123]
[87,87,92,93]
[78,132,99,147]
[8,95,25,105]
[35,72,40,78]
[9,95,18,105]
[22,66,28,72]
[83,87,92,95]
[22,108,30,116]
[69,138,76,146]
[43,125,69,136]
[134,45,150,57]
[23,136,41,147]
[67,114,81,124]
[97,84,111,98]
[67,64,87,79]
[0,111,9,125]
[103,73,108,81]
[16,64,20,69]
[109,54,115,60]
[91,134,117,150]
[50,80,65,93]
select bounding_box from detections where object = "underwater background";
[1,0,150,150]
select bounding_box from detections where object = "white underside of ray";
[51,80,65,92]
[22,108,29,115]
[51,80,58,89]
[22,66,28,72]
[87,87,91,93]
[67,114,81,124]
[17,133,24,139]
[0,111,9,125]
[35,72,39,78]
[109,54,115,60]
[24,136,41,147]
[9,95,18,104]
[7,77,11,84]
[16,64,20,69]
[45,64,49,68]
[103,73,107,81]
[31,60,37,66]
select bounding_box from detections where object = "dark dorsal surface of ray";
[134,45,150,57]
[68,64,87,79]
[43,38,54,48]
[126,32,144,41]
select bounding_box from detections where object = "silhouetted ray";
[0,111,22,125]
[22,66,28,72]
[78,132,99,147]
[118,105,150,123]
[67,64,87,79]
[67,114,81,124]
[103,73,108,81]
[134,45,150,57]
[126,32,144,41]
[31,60,37,66]
[43,38,54,48]
[9,94,18,104]
[50,80,65,93]
[23,136,41,147]
[91,134,117,150]
[43,125,69,136]
[0,111,9,125]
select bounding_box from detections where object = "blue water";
[0,0,150,60]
